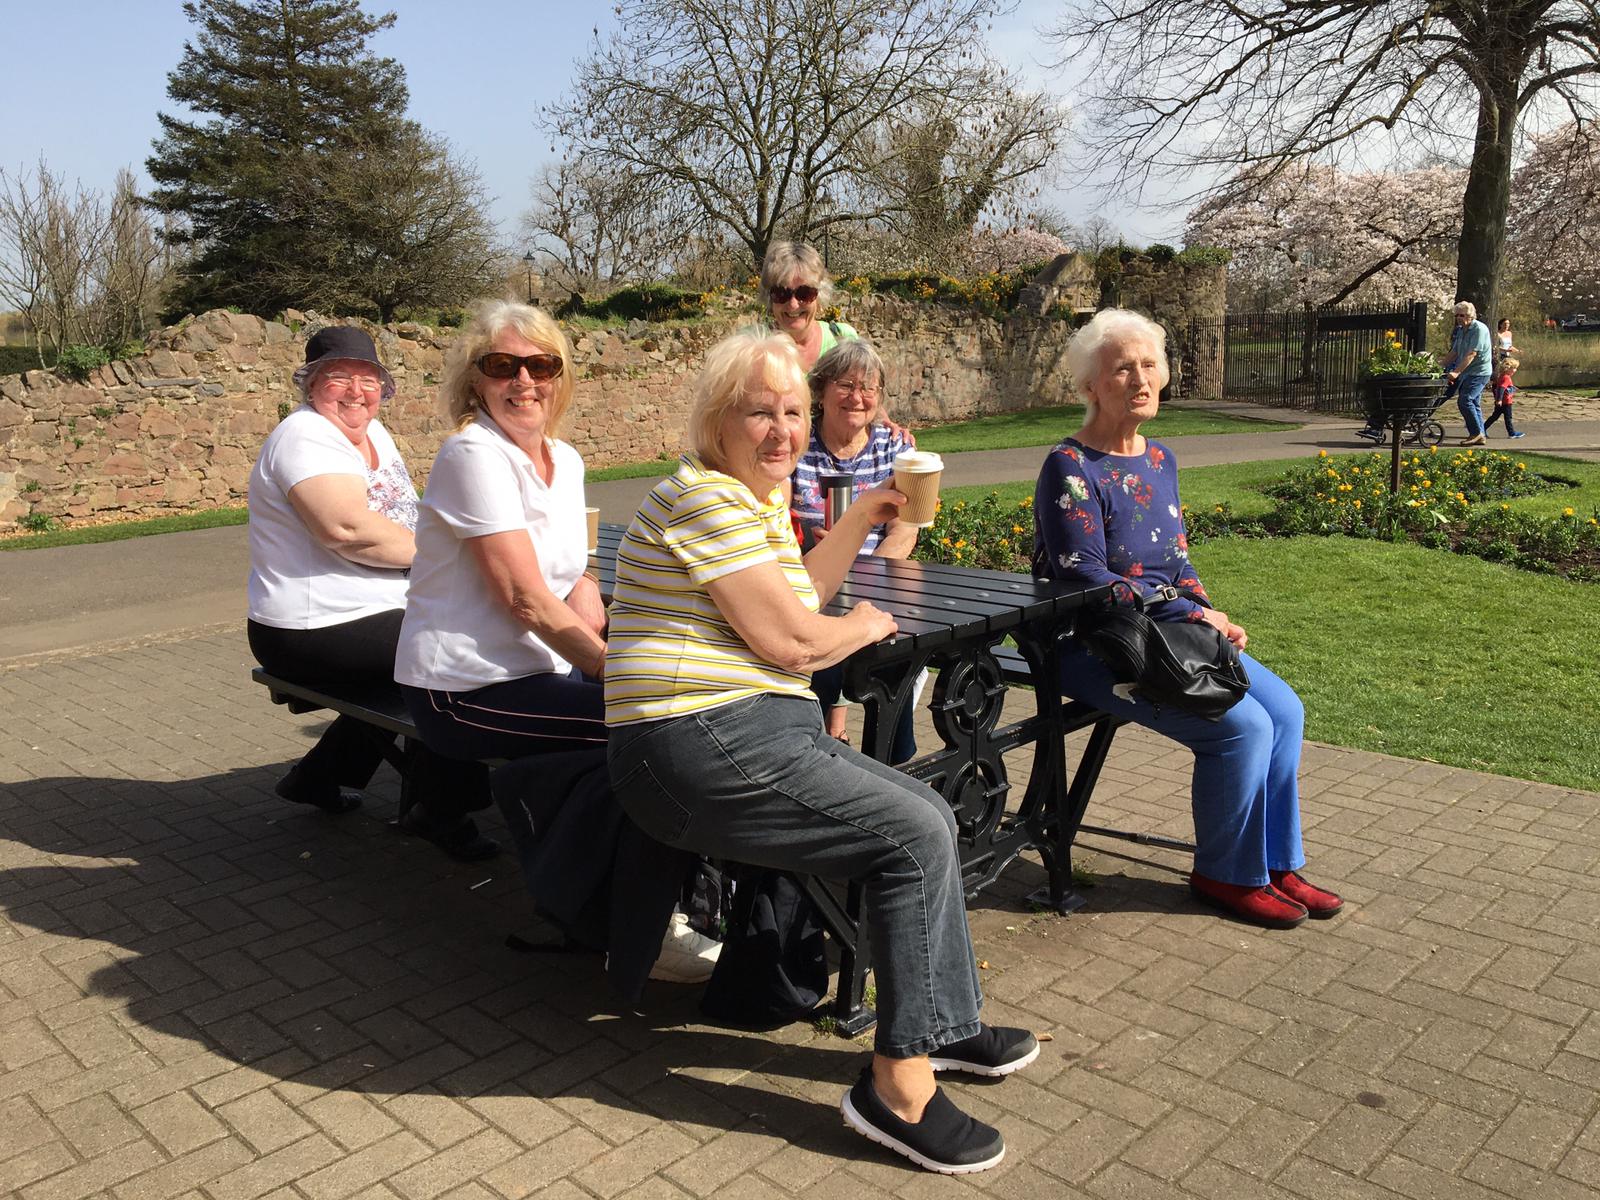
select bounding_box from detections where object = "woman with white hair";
[1033,308,1342,930]
[606,329,1038,1174]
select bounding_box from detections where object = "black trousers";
[248,612,488,818]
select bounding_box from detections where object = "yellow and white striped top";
[605,455,820,726]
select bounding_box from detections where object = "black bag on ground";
[1076,583,1250,721]
[699,868,828,1028]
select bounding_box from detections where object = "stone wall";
[0,265,1224,531]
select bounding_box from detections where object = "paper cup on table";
[892,451,944,527]
[585,507,601,553]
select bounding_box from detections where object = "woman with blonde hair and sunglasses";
[396,298,721,981]
[393,300,610,853]
[761,240,856,371]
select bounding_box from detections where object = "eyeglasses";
[321,373,384,395]
[770,284,819,304]
[476,352,564,381]
[830,380,880,400]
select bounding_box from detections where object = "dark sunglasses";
[476,352,563,381]
[770,284,818,304]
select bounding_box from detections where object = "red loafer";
[1269,870,1344,918]
[1189,872,1307,929]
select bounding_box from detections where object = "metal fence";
[1214,301,1429,414]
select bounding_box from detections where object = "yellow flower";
[955,539,967,548]
[1563,507,1575,517]
[1353,499,1362,509]
[1517,463,1525,470]
[1423,480,1432,488]
[1012,524,1024,534]
[1500,503,1509,511]
[1318,449,1329,458]
[940,536,951,546]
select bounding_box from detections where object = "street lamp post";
[521,251,537,303]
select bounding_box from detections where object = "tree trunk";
[1454,75,1521,322]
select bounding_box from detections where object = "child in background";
[1484,356,1524,439]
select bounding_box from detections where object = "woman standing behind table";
[791,339,919,759]
[247,326,485,843]
[1033,308,1343,930]
[606,330,1038,1175]
[762,240,856,371]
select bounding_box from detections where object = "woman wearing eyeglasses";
[791,339,920,758]
[762,240,856,371]
[247,326,488,851]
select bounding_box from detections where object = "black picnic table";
[592,523,1118,1033]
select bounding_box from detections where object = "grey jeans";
[607,693,983,1057]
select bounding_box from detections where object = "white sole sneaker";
[929,1040,1040,1077]
[840,1087,1006,1175]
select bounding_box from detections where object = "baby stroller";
[1355,381,1447,448]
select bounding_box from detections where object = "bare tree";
[1064,215,1121,259]
[92,170,181,349]
[522,160,702,295]
[1046,1,1600,319]
[858,91,1064,268]
[549,0,1064,269]
[0,159,101,362]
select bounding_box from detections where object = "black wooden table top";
[591,522,1104,663]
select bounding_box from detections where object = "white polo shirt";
[247,406,414,629]
[395,415,589,692]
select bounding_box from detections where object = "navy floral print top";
[1032,437,1210,622]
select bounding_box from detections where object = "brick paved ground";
[4,627,1600,1199]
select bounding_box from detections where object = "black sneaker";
[929,1025,1040,1077]
[274,771,363,814]
[840,1067,1004,1174]
[396,805,499,861]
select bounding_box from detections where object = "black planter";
[1362,373,1443,417]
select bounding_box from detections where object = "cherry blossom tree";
[1048,1,1600,319]
[1184,164,1462,312]
[1509,122,1600,314]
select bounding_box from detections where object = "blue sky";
[0,1,1177,250]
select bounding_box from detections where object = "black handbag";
[1075,583,1250,721]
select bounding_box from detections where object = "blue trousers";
[1452,374,1489,437]
[609,694,982,1057]
[1059,645,1305,886]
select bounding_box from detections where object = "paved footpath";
[3,402,1600,1198]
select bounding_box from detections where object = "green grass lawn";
[943,450,1600,791]
[1196,536,1599,792]
[0,505,249,551]
[914,403,1297,455]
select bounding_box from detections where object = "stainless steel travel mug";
[819,472,855,530]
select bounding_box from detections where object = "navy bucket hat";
[292,325,396,400]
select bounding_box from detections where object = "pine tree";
[147,0,412,317]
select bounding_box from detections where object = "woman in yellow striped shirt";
[605,330,1037,1175]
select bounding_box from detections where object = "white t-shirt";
[395,415,589,692]
[247,406,415,629]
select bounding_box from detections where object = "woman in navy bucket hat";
[246,325,496,860]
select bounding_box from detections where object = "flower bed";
[912,450,1600,584]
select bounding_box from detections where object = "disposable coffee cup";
[818,471,855,530]
[585,506,601,553]
[892,451,944,527]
